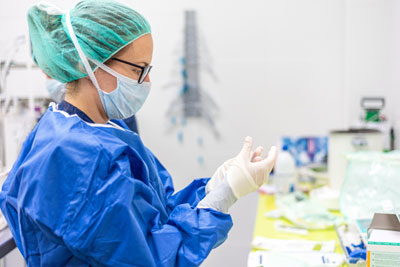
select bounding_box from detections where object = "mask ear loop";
[89,58,140,84]
[65,11,106,105]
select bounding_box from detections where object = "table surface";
[252,194,345,263]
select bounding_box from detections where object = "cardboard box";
[367,213,400,266]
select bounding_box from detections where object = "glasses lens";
[139,66,152,84]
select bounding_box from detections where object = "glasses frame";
[111,57,152,84]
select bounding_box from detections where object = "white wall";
[138,0,348,189]
[391,0,400,149]
[0,0,399,266]
[344,0,394,126]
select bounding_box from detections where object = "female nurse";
[0,1,277,266]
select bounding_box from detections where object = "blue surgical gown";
[0,102,233,267]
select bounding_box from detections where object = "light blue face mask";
[65,11,151,120]
[46,79,66,103]
[89,58,151,120]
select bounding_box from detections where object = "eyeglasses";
[112,57,152,84]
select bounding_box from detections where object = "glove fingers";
[251,146,264,162]
[240,136,253,159]
[264,146,278,170]
[253,156,263,162]
[254,146,278,170]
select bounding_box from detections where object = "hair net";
[28,0,151,83]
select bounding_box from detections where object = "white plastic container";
[274,146,297,194]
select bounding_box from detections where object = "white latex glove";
[197,179,237,213]
[226,136,277,199]
[206,158,234,194]
[206,146,264,194]
[198,137,277,213]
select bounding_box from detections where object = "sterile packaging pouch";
[340,152,400,222]
[275,192,342,230]
[247,250,344,267]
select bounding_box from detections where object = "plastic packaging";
[340,151,400,221]
[274,145,297,193]
[252,236,335,252]
[275,192,343,230]
[248,251,344,267]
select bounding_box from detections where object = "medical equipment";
[335,224,366,265]
[355,218,371,245]
[282,136,328,167]
[199,137,276,211]
[361,98,385,123]
[340,152,400,221]
[354,97,392,151]
[206,158,234,194]
[224,137,277,199]
[273,145,296,194]
[247,251,345,267]
[86,58,151,119]
[367,213,400,267]
[166,10,219,135]
[197,179,237,213]
[251,236,336,252]
[250,236,343,267]
[206,146,263,194]
[328,129,383,192]
[274,220,309,235]
[298,165,329,187]
[362,97,393,151]
[310,186,340,211]
[274,192,342,230]
[165,10,220,165]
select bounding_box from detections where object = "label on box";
[368,251,400,267]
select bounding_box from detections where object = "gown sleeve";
[60,149,233,267]
[145,148,211,211]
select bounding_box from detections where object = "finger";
[251,146,264,162]
[240,136,253,159]
[253,156,263,162]
[254,146,278,170]
[264,146,278,168]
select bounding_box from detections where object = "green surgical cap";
[28,0,151,83]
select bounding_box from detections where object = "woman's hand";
[206,140,265,194]
[199,137,277,213]
[225,137,277,199]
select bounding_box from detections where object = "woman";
[0,1,277,266]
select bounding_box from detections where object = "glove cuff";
[197,179,237,213]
